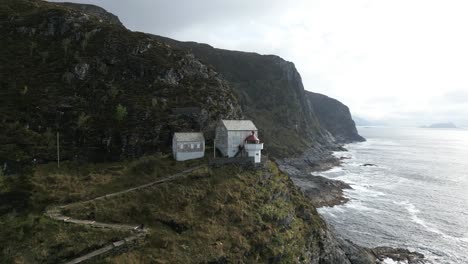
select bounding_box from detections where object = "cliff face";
[0,0,241,170]
[307,92,365,143]
[151,37,345,158]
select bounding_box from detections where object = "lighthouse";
[244,131,264,163]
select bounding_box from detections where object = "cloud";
[50,0,286,36]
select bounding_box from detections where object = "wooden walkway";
[45,165,204,264]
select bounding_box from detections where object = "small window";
[190,144,194,149]
[196,143,200,148]
[179,144,184,149]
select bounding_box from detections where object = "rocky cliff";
[307,92,365,143]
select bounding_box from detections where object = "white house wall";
[215,125,228,156]
[175,151,204,161]
[173,140,205,161]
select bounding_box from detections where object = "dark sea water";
[317,127,468,264]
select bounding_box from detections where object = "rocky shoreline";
[277,145,351,208]
[278,144,427,264]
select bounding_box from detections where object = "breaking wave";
[317,127,468,264]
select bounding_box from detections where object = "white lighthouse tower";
[243,131,264,163]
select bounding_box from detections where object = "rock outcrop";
[53,2,123,26]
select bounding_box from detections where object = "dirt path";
[45,165,204,264]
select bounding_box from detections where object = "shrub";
[115,104,128,122]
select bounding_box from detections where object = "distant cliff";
[423,122,457,128]
[306,92,365,143]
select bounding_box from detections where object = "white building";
[244,131,264,163]
[172,132,205,161]
[215,120,264,163]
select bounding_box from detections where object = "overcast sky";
[50,0,468,126]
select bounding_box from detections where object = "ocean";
[317,127,468,264]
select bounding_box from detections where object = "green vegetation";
[61,161,325,263]
[32,155,205,205]
[114,104,128,122]
[1,151,325,263]
[0,214,129,263]
[0,155,205,263]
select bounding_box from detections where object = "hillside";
[0,0,241,173]
[58,160,342,263]
[0,0,365,172]
[0,1,380,263]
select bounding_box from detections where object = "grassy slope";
[0,155,205,263]
[1,154,325,263]
[61,161,325,263]
[31,155,205,205]
[0,214,129,263]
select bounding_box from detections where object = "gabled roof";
[221,120,257,131]
[173,132,205,142]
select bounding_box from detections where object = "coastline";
[277,145,351,208]
[278,142,427,264]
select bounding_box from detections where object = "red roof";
[245,132,260,144]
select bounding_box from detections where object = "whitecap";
[323,167,344,173]
[345,161,362,167]
[396,201,446,236]
[344,202,382,213]
[350,185,386,198]
[382,258,408,264]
